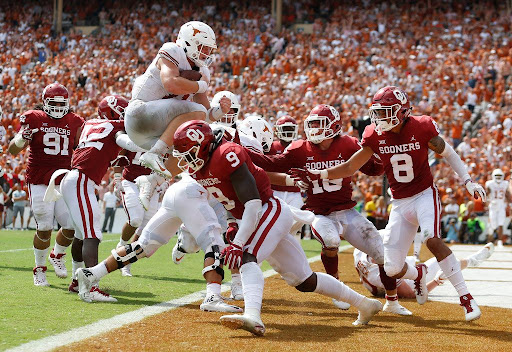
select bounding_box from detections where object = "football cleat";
[332,298,351,310]
[352,298,383,326]
[135,174,157,211]
[120,264,133,277]
[497,240,504,248]
[33,266,50,287]
[89,286,118,303]
[460,294,481,321]
[138,152,172,179]
[48,250,68,278]
[172,240,187,265]
[76,268,95,303]
[68,279,79,293]
[230,280,244,301]
[414,264,428,305]
[383,300,412,316]
[472,242,495,263]
[200,294,243,313]
[220,314,265,336]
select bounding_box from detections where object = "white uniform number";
[43,133,69,156]
[390,153,414,183]
[226,151,240,168]
[311,179,343,194]
[77,122,114,151]
[207,186,235,210]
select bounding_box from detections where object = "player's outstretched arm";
[429,135,486,201]
[8,127,38,156]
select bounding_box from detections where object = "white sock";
[206,282,221,296]
[34,247,49,267]
[149,140,170,155]
[466,256,480,268]
[118,239,128,247]
[414,232,422,257]
[401,262,419,280]
[53,242,68,255]
[72,261,85,280]
[314,272,365,307]
[231,273,241,285]
[88,261,109,280]
[241,262,264,318]
[438,253,469,296]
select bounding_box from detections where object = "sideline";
[7,244,353,352]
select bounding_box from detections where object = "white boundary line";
[7,244,353,352]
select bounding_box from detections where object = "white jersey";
[131,42,211,102]
[211,124,264,154]
[485,179,508,207]
[353,248,386,296]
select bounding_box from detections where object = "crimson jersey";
[192,140,273,219]
[20,110,84,185]
[72,119,125,185]
[267,140,300,193]
[122,151,151,182]
[361,115,439,199]
[247,136,383,215]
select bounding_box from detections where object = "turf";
[0,230,323,350]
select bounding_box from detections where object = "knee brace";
[111,243,145,268]
[202,245,224,280]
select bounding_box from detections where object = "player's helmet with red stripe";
[42,83,69,119]
[304,105,341,144]
[275,115,298,142]
[369,86,411,135]
[97,95,129,120]
[173,120,215,174]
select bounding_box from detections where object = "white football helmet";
[211,91,240,127]
[176,21,217,67]
[238,115,273,153]
[492,168,504,182]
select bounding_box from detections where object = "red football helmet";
[275,115,298,142]
[98,95,129,120]
[304,105,341,144]
[42,83,69,119]
[173,120,215,174]
[369,86,411,135]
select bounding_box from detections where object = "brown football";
[179,69,202,81]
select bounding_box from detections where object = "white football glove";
[465,180,486,202]
[113,173,124,199]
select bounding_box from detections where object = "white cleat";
[332,298,351,310]
[76,268,95,303]
[460,294,481,321]
[120,264,133,277]
[33,266,50,287]
[352,298,383,326]
[497,240,504,249]
[48,250,68,278]
[200,294,243,313]
[135,174,157,211]
[230,280,244,301]
[220,314,265,336]
[89,286,118,303]
[414,264,428,305]
[383,300,413,316]
[171,240,186,265]
[138,152,172,179]
[475,242,495,261]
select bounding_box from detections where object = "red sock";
[321,252,339,279]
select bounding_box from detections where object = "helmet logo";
[192,27,204,36]
[186,128,205,143]
[393,90,407,104]
[106,95,117,108]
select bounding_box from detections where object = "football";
[179,69,202,81]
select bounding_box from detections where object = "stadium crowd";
[0,0,511,242]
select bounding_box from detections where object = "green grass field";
[0,230,325,350]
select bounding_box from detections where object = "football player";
[485,169,510,247]
[8,83,84,286]
[292,86,487,321]
[210,90,241,131]
[245,105,408,315]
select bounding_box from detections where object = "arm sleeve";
[115,133,146,152]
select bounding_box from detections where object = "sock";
[206,282,221,297]
[466,256,480,268]
[53,242,67,256]
[118,239,128,247]
[240,262,264,319]
[149,140,170,155]
[34,247,49,267]
[314,272,365,307]
[88,261,109,280]
[414,232,422,258]
[72,260,85,280]
[379,265,397,290]
[401,262,419,280]
[385,294,398,302]
[321,252,339,279]
[231,273,241,285]
[438,253,469,296]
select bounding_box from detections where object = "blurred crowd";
[0,0,511,240]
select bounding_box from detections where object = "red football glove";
[225,222,239,245]
[222,243,243,270]
[21,128,39,141]
[289,167,322,185]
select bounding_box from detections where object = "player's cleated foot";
[460,294,481,321]
[220,314,265,336]
[120,264,132,277]
[171,240,186,265]
[33,266,50,287]
[497,240,504,248]
[76,268,95,303]
[68,279,79,293]
[352,298,383,326]
[475,242,495,261]
[332,298,351,310]
[383,300,412,316]
[89,286,117,302]
[230,280,244,301]
[138,152,172,179]
[135,174,157,211]
[414,264,428,305]
[49,250,68,278]
[200,294,243,313]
